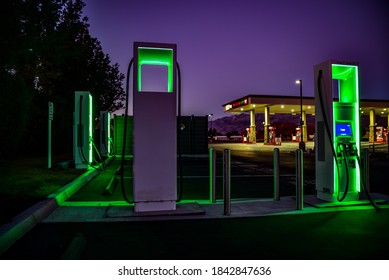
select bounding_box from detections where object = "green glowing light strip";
[137,47,173,92]
[107,112,110,154]
[209,149,214,202]
[89,93,93,163]
[354,66,361,192]
[331,64,360,194]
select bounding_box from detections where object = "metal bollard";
[363,148,370,193]
[209,148,216,203]
[223,149,231,215]
[274,148,280,201]
[295,149,304,210]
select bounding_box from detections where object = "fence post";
[363,148,370,193]
[274,148,280,201]
[296,149,304,210]
[209,148,216,203]
[48,102,54,168]
[223,149,231,216]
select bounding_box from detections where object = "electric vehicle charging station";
[74,91,93,169]
[133,42,177,212]
[100,111,110,157]
[314,60,361,202]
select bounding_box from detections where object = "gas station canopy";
[223,94,389,117]
[359,99,389,117]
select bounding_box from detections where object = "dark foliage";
[0,0,125,156]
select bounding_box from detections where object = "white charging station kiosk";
[74,91,93,169]
[100,111,110,157]
[133,42,177,212]
[314,60,361,202]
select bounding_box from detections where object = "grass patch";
[0,155,84,225]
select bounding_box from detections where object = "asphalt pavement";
[1,142,389,260]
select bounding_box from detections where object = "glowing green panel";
[331,64,360,195]
[89,94,93,163]
[137,47,174,92]
[107,112,111,154]
[332,64,359,103]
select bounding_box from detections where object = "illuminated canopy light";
[137,47,174,92]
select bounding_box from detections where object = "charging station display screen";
[336,123,352,137]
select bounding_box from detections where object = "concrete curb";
[0,157,113,256]
[48,167,99,205]
[0,198,59,256]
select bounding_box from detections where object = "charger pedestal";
[314,60,361,202]
[133,42,177,212]
[74,91,93,169]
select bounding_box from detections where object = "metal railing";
[209,148,216,203]
[273,148,280,201]
[295,149,304,210]
[210,147,305,214]
[223,149,231,216]
[363,148,370,193]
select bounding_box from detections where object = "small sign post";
[48,102,54,168]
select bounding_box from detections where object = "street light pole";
[209,114,213,141]
[296,79,306,151]
[208,114,213,131]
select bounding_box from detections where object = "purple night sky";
[82,0,389,119]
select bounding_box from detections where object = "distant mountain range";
[209,113,386,135]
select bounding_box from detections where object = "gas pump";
[314,60,361,202]
[268,126,275,144]
[245,127,250,143]
[74,91,93,169]
[376,126,384,142]
[133,42,177,212]
[295,127,302,142]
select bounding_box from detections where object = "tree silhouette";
[0,0,125,156]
